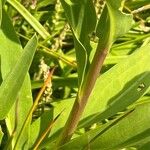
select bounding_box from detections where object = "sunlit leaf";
[0,10,37,149]
[59,102,150,149]
[80,44,150,128]
[0,32,37,119]
[96,0,133,49]
[47,44,150,139]
[60,0,96,86]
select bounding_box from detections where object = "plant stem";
[56,41,110,147]
[13,68,55,150]
[17,33,77,68]
[33,110,64,150]
[112,33,150,48]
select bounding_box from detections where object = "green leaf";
[29,109,53,148]
[37,98,74,149]
[0,33,37,119]
[79,44,150,128]
[0,1,5,27]
[5,77,34,149]
[125,0,150,10]
[96,0,133,47]
[49,98,74,141]
[79,72,150,128]
[0,10,37,149]
[59,102,150,149]
[138,141,150,150]
[0,1,2,26]
[60,0,96,86]
[0,126,3,145]
[46,44,150,139]
[7,0,50,39]
[29,118,41,148]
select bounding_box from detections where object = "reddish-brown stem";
[56,42,110,147]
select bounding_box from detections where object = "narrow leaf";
[79,71,150,128]
[7,0,50,39]
[60,0,96,86]
[0,33,37,119]
[59,102,150,149]
[0,10,37,149]
[79,44,150,128]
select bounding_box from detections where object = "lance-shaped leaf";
[59,102,150,149]
[7,0,50,40]
[79,44,150,128]
[79,71,150,128]
[0,11,36,149]
[46,44,150,140]
[60,0,96,86]
[96,0,133,47]
[0,12,37,120]
[6,77,34,149]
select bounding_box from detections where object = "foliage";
[0,0,150,149]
